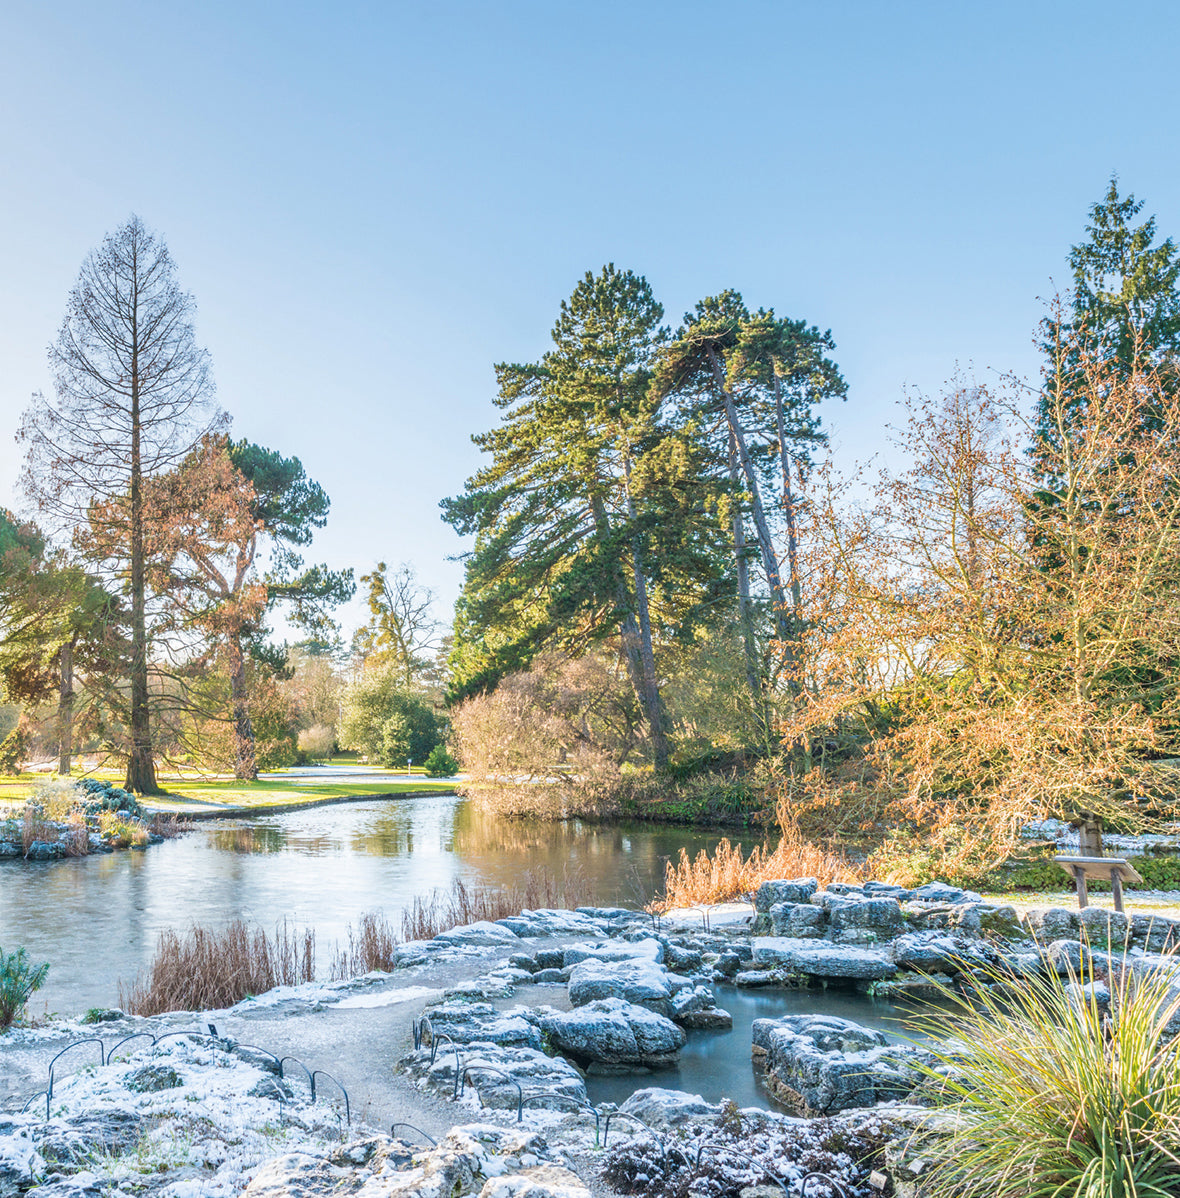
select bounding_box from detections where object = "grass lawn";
[0,766,456,815]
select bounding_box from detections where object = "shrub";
[0,945,50,1028]
[423,744,459,777]
[602,1104,899,1198]
[0,723,28,774]
[338,666,441,766]
[297,723,336,762]
[912,948,1180,1197]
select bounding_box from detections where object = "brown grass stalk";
[652,821,866,912]
[119,919,317,1015]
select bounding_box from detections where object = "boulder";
[678,1007,733,1029]
[663,942,704,973]
[422,1002,544,1050]
[863,881,911,900]
[566,958,687,1014]
[617,1087,720,1128]
[1041,938,1091,976]
[1131,913,1180,952]
[768,902,827,939]
[908,882,982,904]
[978,904,1025,937]
[1023,907,1080,941]
[401,1043,587,1111]
[561,937,662,968]
[752,937,895,981]
[752,1014,929,1115]
[540,998,686,1070]
[1079,908,1130,945]
[890,932,995,974]
[754,878,819,912]
[826,897,904,944]
[479,1165,590,1198]
[435,921,522,947]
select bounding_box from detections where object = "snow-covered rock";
[751,937,895,981]
[538,998,686,1070]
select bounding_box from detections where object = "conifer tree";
[444,266,725,767]
[1036,179,1180,478]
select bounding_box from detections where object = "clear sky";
[3,0,1179,633]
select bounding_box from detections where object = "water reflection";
[0,794,730,1014]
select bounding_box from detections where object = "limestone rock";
[752,1014,929,1115]
[435,921,522,947]
[768,902,826,939]
[1023,907,1080,940]
[479,1165,590,1198]
[422,1001,544,1050]
[566,958,686,1013]
[752,937,895,981]
[618,1086,720,1128]
[826,896,904,944]
[754,878,818,913]
[540,997,685,1069]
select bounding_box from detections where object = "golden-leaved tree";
[782,319,1180,878]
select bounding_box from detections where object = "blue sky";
[3,0,1179,632]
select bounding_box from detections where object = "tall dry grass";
[328,910,398,979]
[120,920,317,1015]
[119,869,592,1012]
[400,869,594,941]
[653,819,867,912]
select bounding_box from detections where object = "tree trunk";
[729,428,762,702]
[707,348,792,645]
[57,639,74,776]
[125,319,160,795]
[227,633,258,781]
[621,455,671,770]
[772,372,811,770]
[591,495,670,769]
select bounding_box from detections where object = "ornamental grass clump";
[0,945,50,1029]
[912,948,1180,1198]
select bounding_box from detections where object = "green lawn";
[0,767,455,814]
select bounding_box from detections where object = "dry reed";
[653,821,866,912]
[400,869,593,941]
[328,910,399,979]
[119,919,317,1015]
[120,868,594,1012]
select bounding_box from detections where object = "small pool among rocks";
[583,982,929,1112]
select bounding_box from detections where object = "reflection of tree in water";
[448,801,728,904]
[206,825,337,854]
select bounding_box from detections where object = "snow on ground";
[0,1034,349,1196]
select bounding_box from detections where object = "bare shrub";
[297,723,336,761]
[119,919,317,1015]
[453,651,642,818]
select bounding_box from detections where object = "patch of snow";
[331,984,437,1009]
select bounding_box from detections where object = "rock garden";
[0,779,177,861]
[3,877,1180,1196]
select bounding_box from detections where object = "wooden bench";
[1055,855,1143,913]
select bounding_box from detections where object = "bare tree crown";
[19,214,223,527]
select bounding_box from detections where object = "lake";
[0,792,733,1014]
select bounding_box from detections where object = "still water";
[585,983,924,1111]
[0,793,731,1014]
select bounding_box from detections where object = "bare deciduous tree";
[19,215,222,794]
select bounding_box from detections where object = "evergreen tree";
[444,266,726,767]
[1036,179,1180,477]
[655,294,844,706]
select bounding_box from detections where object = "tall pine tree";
[444,266,725,767]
